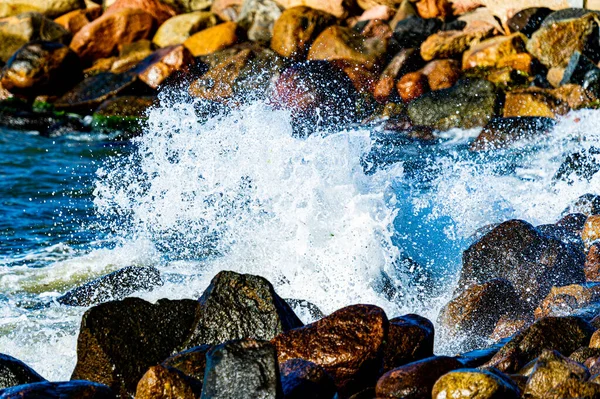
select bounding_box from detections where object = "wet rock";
[184,271,303,348]
[105,0,177,25]
[432,368,520,399]
[71,297,201,398]
[184,22,241,57]
[524,349,589,398]
[0,0,85,19]
[542,8,600,26]
[274,0,349,18]
[535,283,600,319]
[375,356,462,399]
[507,7,552,38]
[569,347,600,364]
[373,49,420,102]
[439,279,523,344]
[420,25,493,61]
[384,314,434,372]
[280,359,336,399]
[490,316,529,341]
[70,8,155,65]
[0,381,115,398]
[462,33,528,70]
[559,52,600,98]
[485,316,594,373]
[201,339,282,399]
[162,345,211,383]
[396,71,429,103]
[57,266,162,307]
[0,41,82,97]
[237,0,282,45]
[503,88,569,118]
[415,0,451,20]
[456,340,508,367]
[536,223,584,251]
[586,244,600,282]
[470,117,555,151]
[557,213,588,233]
[137,45,197,89]
[0,12,71,62]
[407,78,498,130]
[391,15,442,49]
[584,216,600,249]
[527,13,600,69]
[153,12,217,48]
[0,354,45,390]
[270,6,335,60]
[562,194,600,216]
[552,83,597,110]
[54,5,102,35]
[135,365,201,399]
[459,219,586,307]
[545,378,600,399]
[422,59,460,90]
[272,304,387,396]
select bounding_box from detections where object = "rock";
[559,52,600,98]
[0,41,82,97]
[563,195,600,218]
[70,8,155,65]
[462,33,528,70]
[552,83,596,109]
[584,216,600,249]
[162,345,212,383]
[415,0,452,19]
[422,59,460,90]
[503,89,570,118]
[54,5,102,34]
[307,25,386,71]
[420,25,493,61]
[71,297,202,398]
[210,0,242,21]
[274,0,349,18]
[270,6,335,60]
[0,0,85,19]
[280,359,336,399]
[373,49,420,102]
[388,0,417,28]
[184,271,303,348]
[555,150,600,184]
[507,7,552,37]
[557,213,588,233]
[153,12,217,48]
[93,95,155,121]
[524,349,589,398]
[0,354,45,390]
[470,117,556,151]
[407,78,498,130]
[183,22,240,56]
[332,59,378,94]
[459,219,586,307]
[545,378,600,399]
[569,347,600,364]
[237,0,282,45]
[527,14,600,69]
[490,317,529,341]
[357,5,395,21]
[542,8,600,25]
[0,380,115,398]
[455,340,507,367]
[591,329,600,348]
[432,368,520,399]
[536,224,584,251]
[384,314,434,372]
[0,12,71,63]
[375,356,463,399]
[57,266,162,306]
[485,316,594,373]
[586,244,600,282]
[272,304,387,396]
[105,0,177,25]
[391,15,442,49]
[201,339,282,399]
[535,283,600,319]
[135,365,201,399]
[439,279,524,343]
[283,299,324,321]
[137,45,197,89]
[396,71,429,103]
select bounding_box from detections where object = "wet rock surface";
[383,314,434,371]
[0,354,45,390]
[0,380,116,399]
[432,368,521,399]
[279,359,336,399]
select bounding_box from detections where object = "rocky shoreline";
[0,194,599,398]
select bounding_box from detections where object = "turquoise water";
[1,100,600,379]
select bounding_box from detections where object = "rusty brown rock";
[184,22,240,56]
[535,283,600,319]
[383,314,434,372]
[586,244,600,282]
[397,71,429,103]
[162,345,211,383]
[189,48,252,100]
[490,316,529,341]
[271,304,388,396]
[137,45,196,89]
[415,0,452,19]
[373,48,419,103]
[422,59,460,90]
[583,215,600,249]
[105,0,177,25]
[462,33,528,70]
[54,5,102,34]
[135,365,200,399]
[420,25,493,61]
[545,378,600,399]
[503,89,569,118]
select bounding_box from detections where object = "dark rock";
[542,8,600,26]
[562,194,600,216]
[201,339,282,399]
[524,349,589,398]
[407,79,498,131]
[272,304,387,397]
[507,7,552,37]
[0,105,89,136]
[280,359,336,399]
[560,52,600,97]
[57,266,163,306]
[92,96,156,136]
[459,219,586,307]
[1,41,82,97]
[0,354,45,390]
[135,365,202,399]
[0,380,115,399]
[432,368,521,399]
[391,16,442,50]
[162,345,212,383]
[469,117,555,151]
[490,316,530,342]
[375,356,462,399]
[485,316,594,373]
[587,243,600,282]
[536,223,584,251]
[384,314,434,372]
[556,213,588,233]
[554,148,600,184]
[71,297,201,398]
[456,339,509,368]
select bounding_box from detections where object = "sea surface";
[1,97,600,380]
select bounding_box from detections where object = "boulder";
[0,0,85,19]
[527,13,600,69]
[586,244,600,282]
[71,297,202,398]
[274,0,350,18]
[270,6,335,60]
[583,216,600,249]
[557,213,588,233]
[105,0,177,25]
[462,33,528,70]
[57,266,163,306]
[536,223,584,252]
[236,0,282,45]
[272,304,388,396]
[422,59,460,90]
[569,347,600,364]
[407,78,498,130]
[545,378,600,399]
[524,349,589,398]
[162,345,212,383]
[490,316,529,341]
[184,271,303,348]
[396,71,429,103]
[415,0,451,19]
[420,25,493,61]
[554,149,600,184]
[432,369,521,399]
[0,354,45,390]
[137,45,197,89]
[384,314,434,372]
[0,41,82,97]
[373,48,420,102]
[458,219,586,307]
[279,359,336,399]
[152,12,217,48]
[54,5,102,34]
[0,381,115,399]
[535,283,600,319]
[135,365,201,399]
[375,356,463,399]
[485,316,594,373]
[0,12,71,62]
[201,339,282,399]
[70,8,155,65]
[183,22,240,56]
[469,117,556,151]
[506,7,552,37]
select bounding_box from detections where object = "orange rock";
[503,89,569,118]
[420,25,493,61]
[462,33,527,70]
[138,45,196,89]
[332,60,377,93]
[373,48,417,103]
[70,8,155,65]
[135,365,197,399]
[105,0,176,25]
[586,244,600,282]
[184,22,240,56]
[547,67,565,88]
[490,316,528,341]
[275,0,351,18]
[551,84,596,110]
[535,283,600,319]
[54,5,101,34]
[397,71,429,102]
[496,53,534,74]
[422,59,460,90]
[583,215,600,249]
[389,0,417,30]
[415,0,452,19]
[211,0,243,21]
